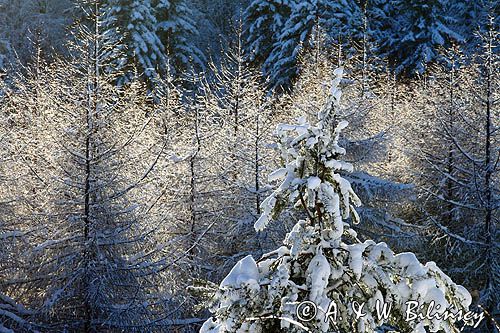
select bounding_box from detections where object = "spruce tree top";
[255,68,361,240]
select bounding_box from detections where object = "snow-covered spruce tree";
[283,44,416,249]
[103,0,166,83]
[266,0,362,89]
[155,0,205,77]
[200,69,473,333]
[373,0,464,75]
[5,4,172,331]
[243,0,294,68]
[457,0,498,52]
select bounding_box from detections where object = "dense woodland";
[0,0,498,332]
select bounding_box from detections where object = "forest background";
[0,0,498,332]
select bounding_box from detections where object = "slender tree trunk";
[445,67,455,225]
[234,30,243,138]
[254,113,261,216]
[83,3,100,331]
[83,69,93,333]
[483,31,493,316]
[188,107,201,260]
[314,18,320,65]
[254,113,265,255]
[337,34,342,67]
[361,0,369,97]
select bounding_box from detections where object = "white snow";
[347,243,368,279]
[306,250,330,302]
[200,318,221,333]
[395,252,428,276]
[268,168,287,182]
[220,255,259,289]
[254,194,277,231]
[307,176,321,190]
